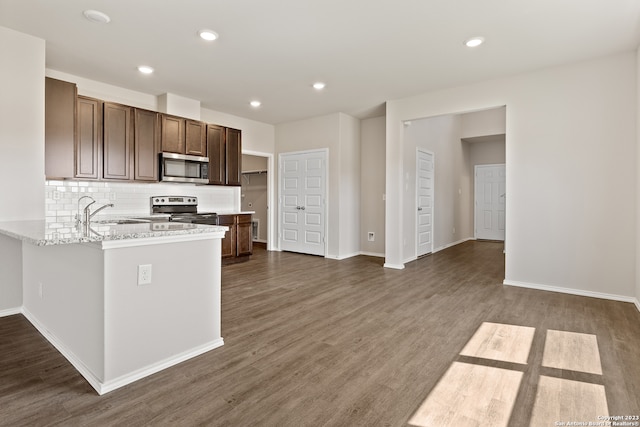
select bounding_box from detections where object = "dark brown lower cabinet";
[219,214,253,263]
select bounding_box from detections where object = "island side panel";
[0,235,23,314]
[103,237,222,383]
[22,242,106,382]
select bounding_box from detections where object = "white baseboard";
[433,237,475,254]
[22,308,104,393]
[383,262,405,270]
[504,280,640,310]
[22,308,224,395]
[99,338,224,395]
[359,251,384,258]
[0,307,22,317]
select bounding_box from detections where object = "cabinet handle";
[418,207,423,211]
[301,206,305,210]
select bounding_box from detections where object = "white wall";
[338,113,361,258]
[404,115,472,259]
[468,139,506,166]
[360,116,386,256]
[0,27,45,312]
[201,108,275,155]
[0,235,23,313]
[387,52,637,300]
[461,106,506,138]
[0,27,45,220]
[275,112,361,258]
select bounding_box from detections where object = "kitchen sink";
[95,219,151,225]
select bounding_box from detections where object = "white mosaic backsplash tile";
[45,180,240,224]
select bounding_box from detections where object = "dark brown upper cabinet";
[207,124,225,185]
[225,127,242,186]
[75,96,102,179]
[134,109,160,181]
[206,125,242,186]
[45,77,76,179]
[102,102,133,180]
[185,119,207,157]
[161,115,207,157]
[160,114,185,154]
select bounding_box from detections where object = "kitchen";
[0,71,260,393]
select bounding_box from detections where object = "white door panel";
[417,150,434,257]
[475,164,506,241]
[280,151,326,256]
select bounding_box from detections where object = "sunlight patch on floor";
[410,322,609,427]
[408,362,523,427]
[542,330,603,375]
[460,322,535,365]
[529,376,608,427]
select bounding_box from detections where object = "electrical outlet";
[368,232,375,242]
[138,264,152,285]
[38,282,43,298]
[453,227,456,234]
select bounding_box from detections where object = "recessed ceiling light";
[464,37,485,48]
[137,65,154,74]
[313,82,326,90]
[83,10,111,24]
[250,100,261,108]
[198,30,219,41]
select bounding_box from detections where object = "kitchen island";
[0,219,227,395]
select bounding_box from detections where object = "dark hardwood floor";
[1,241,639,426]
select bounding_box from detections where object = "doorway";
[279,150,327,256]
[416,149,434,257]
[242,150,275,251]
[474,164,506,241]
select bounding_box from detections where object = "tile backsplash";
[45,180,240,225]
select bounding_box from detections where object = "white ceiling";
[1,0,639,124]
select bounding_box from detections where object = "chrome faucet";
[86,203,114,224]
[76,196,114,231]
[76,196,95,227]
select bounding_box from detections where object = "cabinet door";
[161,114,185,154]
[225,127,242,186]
[236,214,253,256]
[45,77,76,179]
[134,109,159,181]
[207,124,225,185]
[103,102,132,180]
[76,96,102,179]
[218,215,236,258]
[185,120,207,156]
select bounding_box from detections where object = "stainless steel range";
[151,196,219,225]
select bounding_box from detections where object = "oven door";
[160,153,209,184]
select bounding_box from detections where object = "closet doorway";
[241,152,273,249]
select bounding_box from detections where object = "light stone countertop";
[0,219,227,246]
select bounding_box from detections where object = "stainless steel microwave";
[159,152,209,184]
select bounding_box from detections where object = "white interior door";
[475,164,506,240]
[417,150,434,257]
[279,151,326,256]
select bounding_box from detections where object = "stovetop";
[151,196,218,224]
